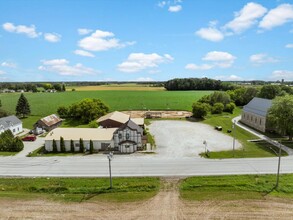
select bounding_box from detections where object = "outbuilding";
[34,114,62,132]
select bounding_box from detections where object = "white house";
[0,115,23,135]
[113,119,144,153]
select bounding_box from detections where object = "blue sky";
[0,0,293,82]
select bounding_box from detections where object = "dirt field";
[1,178,293,220]
[122,110,192,118]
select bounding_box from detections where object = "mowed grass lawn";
[201,107,287,158]
[0,90,211,128]
[180,174,293,201]
[0,177,160,202]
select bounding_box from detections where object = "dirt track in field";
[122,110,192,118]
[1,178,293,220]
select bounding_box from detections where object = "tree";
[79,138,84,153]
[211,103,224,114]
[259,85,281,99]
[70,139,74,153]
[53,84,62,92]
[60,136,65,153]
[0,99,2,108]
[89,140,94,154]
[209,92,231,106]
[52,139,57,153]
[89,120,98,128]
[15,93,31,118]
[57,106,68,118]
[62,84,66,92]
[224,102,236,114]
[192,102,210,118]
[11,138,24,152]
[268,95,293,141]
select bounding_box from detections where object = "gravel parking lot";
[148,120,241,158]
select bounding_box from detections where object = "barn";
[34,114,62,132]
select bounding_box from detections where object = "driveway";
[14,137,45,158]
[148,120,241,158]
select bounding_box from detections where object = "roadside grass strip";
[180,174,293,201]
[0,177,160,202]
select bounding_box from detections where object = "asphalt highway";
[0,154,292,177]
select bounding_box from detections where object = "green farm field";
[0,90,212,128]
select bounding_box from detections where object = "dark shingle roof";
[0,115,22,130]
[118,119,143,134]
[243,97,272,117]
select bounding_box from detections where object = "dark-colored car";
[22,135,36,141]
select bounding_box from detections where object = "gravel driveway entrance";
[148,120,241,158]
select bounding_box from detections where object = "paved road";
[0,154,292,177]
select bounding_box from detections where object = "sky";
[0,0,293,82]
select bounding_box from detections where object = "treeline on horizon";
[0,78,292,91]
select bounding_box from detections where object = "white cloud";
[2,22,40,38]
[224,2,267,34]
[39,59,98,76]
[74,49,95,57]
[78,29,133,51]
[214,75,243,81]
[44,33,61,42]
[195,27,224,42]
[259,4,293,30]
[271,70,293,80]
[1,61,16,68]
[117,53,173,73]
[185,63,213,70]
[168,5,182,12]
[158,1,167,8]
[0,70,6,75]
[250,53,279,64]
[286,43,293,48]
[203,51,236,68]
[78,28,93,35]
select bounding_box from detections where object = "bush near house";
[211,103,224,114]
[0,130,24,152]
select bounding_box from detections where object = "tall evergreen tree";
[60,136,65,153]
[15,93,31,118]
[70,139,74,153]
[52,139,57,153]
[79,138,84,153]
[89,140,94,154]
[62,84,66,92]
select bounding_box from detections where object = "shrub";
[57,106,68,118]
[211,103,224,114]
[192,102,210,118]
[224,102,236,114]
[89,120,98,128]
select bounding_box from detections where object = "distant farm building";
[34,114,62,132]
[241,97,272,132]
[0,115,23,135]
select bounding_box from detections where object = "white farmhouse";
[0,115,23,135]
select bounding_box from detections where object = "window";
[13,129,15,132]
[118,133,122,139]
[255,118,257,123]
[125,145,130,148]
[126,133,130,140]
[75,143,80,147]
[260,119,262,125]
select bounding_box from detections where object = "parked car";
[215,126,222,131]
[22,135,36,141]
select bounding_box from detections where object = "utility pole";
[232,120,236,157]
[107,151,114,189]
[276,141,282,189]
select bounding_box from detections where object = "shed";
[34,114,62,131]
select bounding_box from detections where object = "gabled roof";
[118,119,143,134]
[97,111,130,124]
[45,128,117,141]
[0,115,22,130]
[39,114,62,127]
[243,97,272,117]
[130,118,144,126]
